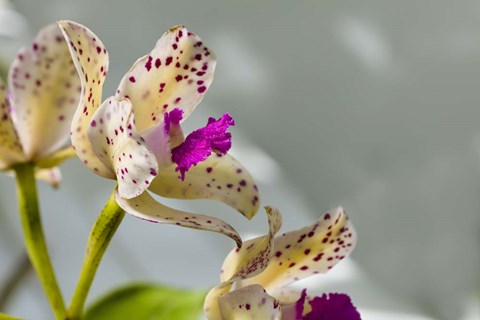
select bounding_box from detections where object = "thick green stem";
[13,162,66,319]
[66,190,125,320]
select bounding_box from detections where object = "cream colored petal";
[88,97,158,199]
[149,154,260,219]
[36,145,77,169]
[35,167,61,188]
[204,208,281,320]
[114,189,242,246]
[218,285,281,320]
[240,207,357,292]
[204,283,232,320]
[221,206,282,282]
[116,25,216,133]
[8,22,81,160]
[57,20,112,178]
[0,79,24,169]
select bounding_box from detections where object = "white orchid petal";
[218,284,282,320]
[221,206,282,282]
[35,166,62,188]
[8,23,80,160]
[88,97,158,199]
[204,284,232,320]
[116,25,216,133]
[240,207,357,292]
[114,189,242,246]
[0,79,24,169]
[149,154,260,219]
[57,20,112,178]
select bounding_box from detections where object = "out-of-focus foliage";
[84,283,206,320]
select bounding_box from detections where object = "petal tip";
[168,25,186,33]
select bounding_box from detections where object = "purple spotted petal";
[304,293,361,320]
[171,113,234,180]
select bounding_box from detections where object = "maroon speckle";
[129,76,136,83]
[198,86,206,93]
[145,56,153,71]
[166,56,173,66]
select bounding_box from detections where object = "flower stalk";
[13,162,65,320]
[66,190,125,320]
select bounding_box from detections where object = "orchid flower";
[57,21,260,245]
[204,206,361,320]
[0,22,83,319]
[0,22,80,186]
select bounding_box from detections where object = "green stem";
[13,162,65,319]
[66,190,125,320]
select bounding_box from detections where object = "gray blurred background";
[1,0,480,319]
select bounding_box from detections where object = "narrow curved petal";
[58,20,112,178]
[204,208,281,320]
[88,98,158,199]
[36,145,77,169]
[240,207,357,292]
[114,189,242,246]
[0,80,24,169]
[8,23,81,160]
[116,25,216,133]
[221,206,282,282]
[218,285,282,320]
[148,154,260,219]
[35,167,62,188]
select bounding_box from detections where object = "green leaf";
[84,283,207,320]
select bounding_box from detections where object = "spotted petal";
[240,207,357,292]
[204,208,281,320]
[87,97,158,199]
[114,189,242,246]
[218,284,282,320]
[8,23,80,160]
[116,25,216,133]
[58,20,112,178]
[148,154,260,219]
[221,206,282,282]
[0,79,24,170]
